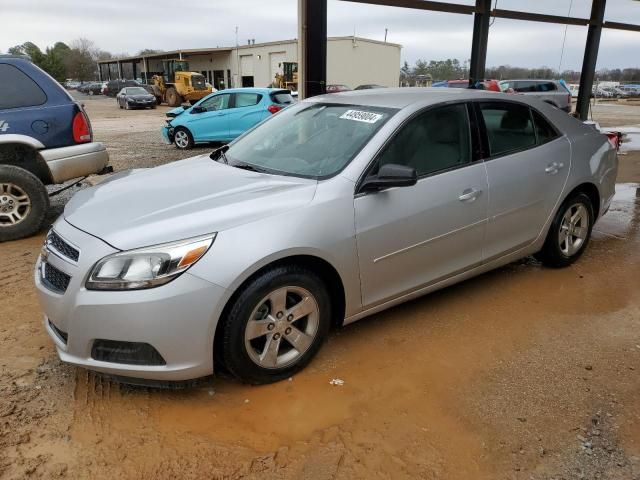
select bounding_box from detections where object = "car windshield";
[226,102,397,178]
[127,87,148,95]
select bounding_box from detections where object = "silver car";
[35,88,618,385]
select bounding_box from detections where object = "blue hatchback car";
[162,88,294,150]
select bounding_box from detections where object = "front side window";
[480,102,536,157]
[0,64,47,109]
[234,93,262,108]
[375,103,471,177]
[226,103,396,178]
[200,93,231,111]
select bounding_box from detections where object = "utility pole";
[235,26,239,88]
[384,28,388,42]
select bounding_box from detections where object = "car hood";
[167,105,188,117]
[64,155,318,250]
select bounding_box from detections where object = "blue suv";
[0,55,110,241]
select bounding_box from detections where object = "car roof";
[213,87,286,94]
[305,87,509,109]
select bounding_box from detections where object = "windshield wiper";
[232,162,267,173]
[209,144,230,164]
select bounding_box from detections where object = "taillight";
[267,104,282,114]
[605,132,621,151]
[72,111,92,143]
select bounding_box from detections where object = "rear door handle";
[459,188,481,202]
[545,162,565,174]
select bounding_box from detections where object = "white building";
[99,36,402,91]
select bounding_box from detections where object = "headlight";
[86,234,215,291]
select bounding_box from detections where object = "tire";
[535,192,594,268]
[88,90,94,96]
[166,87,182,107]
[173,127,194,150]
[118,100,123,109]
[220,265,331,384]
[0,165,50,242]
[124,101,130,110]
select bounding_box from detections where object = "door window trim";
[355,101,479,196]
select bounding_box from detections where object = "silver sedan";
[36,88,618,385]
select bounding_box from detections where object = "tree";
[65,38,98,81]
[138,48,162,56]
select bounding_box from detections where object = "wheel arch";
[0,142,53,184]
[213,254,347,371]
[565,182,601,220]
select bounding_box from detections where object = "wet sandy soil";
[1,97,639,479]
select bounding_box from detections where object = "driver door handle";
[459,188,481,202]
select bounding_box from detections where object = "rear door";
[477,101,570,261]
[354,103,488,307]
[227,92,265,138]
[187,93,232,141]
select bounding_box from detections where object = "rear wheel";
[220,265,331,384]
[166,87,182,107]
[173,127,194,150]
[535,192,594,268]
[0,165,49,242]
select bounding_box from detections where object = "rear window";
[0,63,47,109]
[271,92,294,104]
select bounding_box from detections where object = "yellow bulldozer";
[151,60,212,107]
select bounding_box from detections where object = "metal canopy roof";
[298,0,639,119]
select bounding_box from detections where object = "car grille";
[42,263,71,293]
[47,230,79,262]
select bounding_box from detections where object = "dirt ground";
[1,95,639,480]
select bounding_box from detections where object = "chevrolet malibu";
[36,88,618,385]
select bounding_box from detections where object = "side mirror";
[361,163,417,192]
[191,106,205,114]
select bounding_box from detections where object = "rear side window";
[271,92,294,104]
[536,82,557,92]
[0,64,47,109]
[234,93,262,108]
[480,103,536,156]
[513,81,536,93]
[532,110,560,144]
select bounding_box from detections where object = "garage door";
[269,52,286,84]
[240,55,254,76]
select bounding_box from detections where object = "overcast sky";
[1,0,638,70]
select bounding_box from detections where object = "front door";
[477,101,571,260]
[189,93,232,141]
[355,103,489,308]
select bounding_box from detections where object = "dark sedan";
[116,87,157,110]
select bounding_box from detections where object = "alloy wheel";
[174,130,190,149]
[244,286,320,369]
[0,183,31,227]
[558,203,589,256]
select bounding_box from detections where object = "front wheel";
[0,165,49,242]
[220,265,331,384]
[535,192,594,268]
[173,127,194,150]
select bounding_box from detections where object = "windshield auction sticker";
[339,110,383,124]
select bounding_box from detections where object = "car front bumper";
[40,142,110,184]
[35,219,227,381]
[161,126,174,144]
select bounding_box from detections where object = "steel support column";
[298,0,327,98]
[576,0,606,120]
[468,0,491,86]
